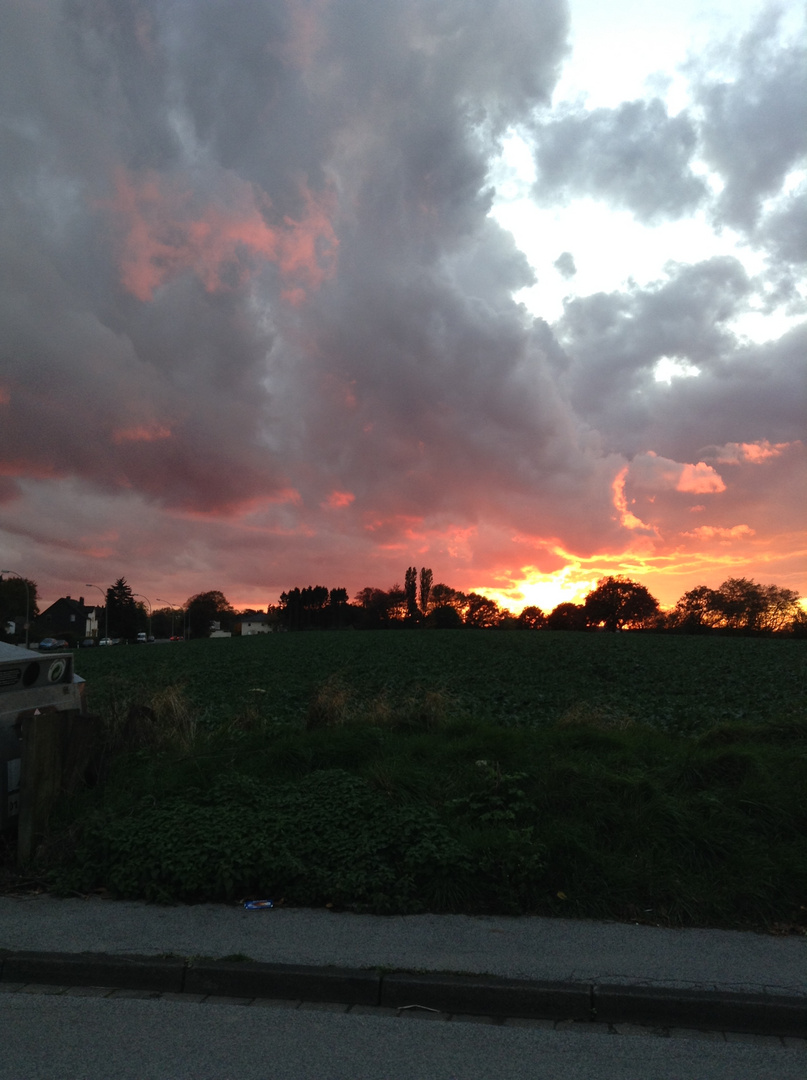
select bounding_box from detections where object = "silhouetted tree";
[404,566,418,621]
[106,578,138,639]
[465,593,501,628]
[425,604,464,629]
[671,578,802,633]
[670,585,722,632]
[186,590,233,638]
[329,587,349,628]
[0,575,39,641]
[546,602,587,631]
[419,567,433,615]
[517,605,545,630]
[584,576,659,632]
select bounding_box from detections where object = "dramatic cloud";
[0,0,804,612]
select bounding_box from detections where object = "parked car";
[80,638,96,648]
[98,637,117,646]
[136,632,147,643]
[38,638,69,651]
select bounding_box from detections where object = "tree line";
[273,569,805,635]
[1,570,804,645]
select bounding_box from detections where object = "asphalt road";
[1,993,802,1080]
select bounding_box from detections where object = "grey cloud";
[556,259,804,462]
[691,8,807,232]
[554,251,576,278]
[531,98,707,222]
[1,0,584,538]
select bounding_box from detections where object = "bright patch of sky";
[488,0,805,345]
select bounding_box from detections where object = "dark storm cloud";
[2,0,605,565]
[531,98,707,222]
[689,6,807,233]
[1,0,804,607]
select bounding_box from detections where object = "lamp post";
[156,598,183,639]
[85,584,108,644]
[133,593,152,639]
[1,569,30,648]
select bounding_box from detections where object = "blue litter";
[244,899,274,909]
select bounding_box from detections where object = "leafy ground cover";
[39,632,807,930]
[74,629,806,734]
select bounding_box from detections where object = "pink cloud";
[629,451,726,494]
[112,423,172,444]
[323,490,355,509]
[675,462,726,494]
[704,440,796,465]
[108,169,338,302]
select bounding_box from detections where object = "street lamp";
[85,584,108,643]
[133,593,152,639]
[156,598,183,639]
[1,569,30,648]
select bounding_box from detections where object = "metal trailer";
[0,641,86,832]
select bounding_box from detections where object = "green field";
[46,631,807,930]
[74,629,806,734]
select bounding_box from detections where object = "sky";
[0,0,805,615]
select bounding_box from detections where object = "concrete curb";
[1,950,804,1037]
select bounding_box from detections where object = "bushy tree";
[186,590,233,638]
[584,576,659,632]
[546,602,587,631]
[671,578,802,634]
[465,593,501,628]
[0,575,39,641]
[517,606,545,630]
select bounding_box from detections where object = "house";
[38,596,99,639]
[240,614,273,636]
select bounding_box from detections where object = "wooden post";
[17,708,102,865]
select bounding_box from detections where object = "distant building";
[38,596,99,639]
[240,614,273,636]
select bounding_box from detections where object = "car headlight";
[47,659,67,683]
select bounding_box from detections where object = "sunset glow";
[0,1,803,616]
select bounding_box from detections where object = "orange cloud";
[684,524,756,540]
[323,490,355,509]
[675,462,726,494]
[109,169,338,302]
[612,467,656,532]
[705,440,795,464]
[629,451,725,495]
[112,423,172,444]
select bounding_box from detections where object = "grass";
[37,631,807,930]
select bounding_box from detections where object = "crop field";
[42,630,806,929]
[74,629,806,734]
